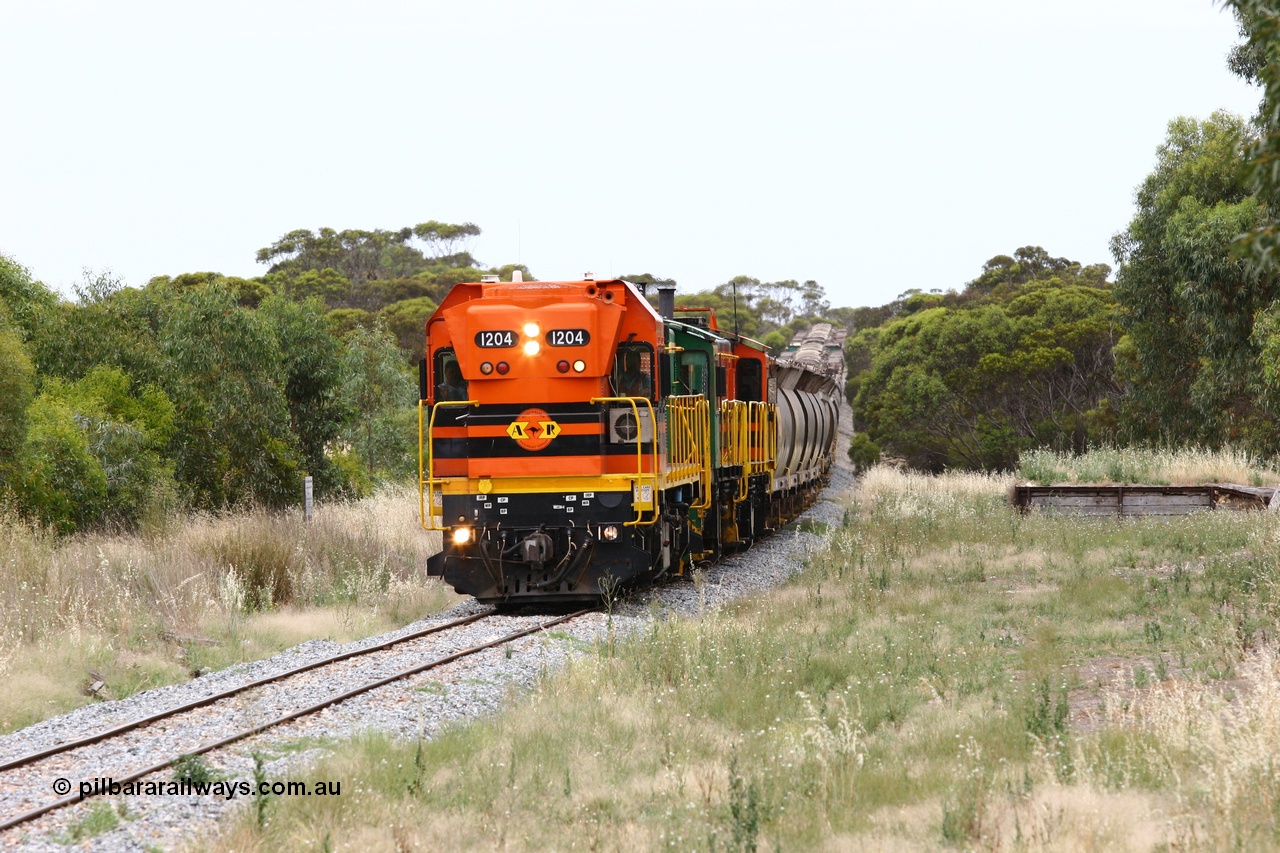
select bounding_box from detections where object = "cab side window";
[738,358,763,402]
[434,350,468,402]
[678,352,708,398]
[612,344,654,399]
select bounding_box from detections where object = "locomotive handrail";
[591,396,659,527]
[717,400,742,469]
[746,401,777,493]
[665,394,712,511]
[419,399,479,532]
[695,396,712,510]
[718,400,750,504]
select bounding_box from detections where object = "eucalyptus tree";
[160,285,303,508]
[337,323,417,480]
[258,296,353,497]
[256,221,482,310]
[1223,1,1280,434]
[0,298,35,494]
[1110,111,1277,447]
[850,253,1118,471]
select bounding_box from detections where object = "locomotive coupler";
[532,528,596,591]
[518,528,555,569]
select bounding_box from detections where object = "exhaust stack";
[657,282,676,320]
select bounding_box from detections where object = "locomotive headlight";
[523,322,541,338]
[452,527,473,545]
[573,359,586,373]
[480,361,494,375]
[523,340,541,356]
[601,525,619,541]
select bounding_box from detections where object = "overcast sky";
[0,0,1263,311]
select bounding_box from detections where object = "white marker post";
[304,475,314,521]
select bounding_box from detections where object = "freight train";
[418,274,842,604]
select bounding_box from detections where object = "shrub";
[847,433,881,474]
[17,396,108,533]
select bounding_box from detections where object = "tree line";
[844,6,1280,473]
[0,224,846,534]
[845,248,1117,471]
[0,222,522,533]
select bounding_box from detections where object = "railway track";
[0,607,594,835]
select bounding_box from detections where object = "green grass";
[55,801,123,843]
[415,682,449,695]
[205,464,1280,852]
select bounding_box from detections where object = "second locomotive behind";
[418,274,840,604]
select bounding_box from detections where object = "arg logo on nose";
[506,408,562,451]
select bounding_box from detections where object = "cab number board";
[474,330,516,348]
[545,328,590,347]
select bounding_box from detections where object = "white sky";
[0,0,1262,311]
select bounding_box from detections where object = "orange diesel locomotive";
[419,274,840,604]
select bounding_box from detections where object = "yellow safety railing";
[718,400,746,468]
[718,400,750,503]
[419,399,479,531]
[592,396,659,526]
[746,401,777,492]
[666,394,711,510]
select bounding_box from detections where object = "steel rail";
[0,608,594,833]
[0,609,496,774]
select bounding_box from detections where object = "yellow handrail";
[666,394,711,510]
[746,401,777,493]
[719,400,749,503]
[592,396,660,526]
[419,399,479,531]
[419,394,719,531]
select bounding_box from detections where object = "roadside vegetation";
[1018,445,1280,487]
[208,464,1280,851]
[0,484,458,733]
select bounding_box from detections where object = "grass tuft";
[56,801,122,843]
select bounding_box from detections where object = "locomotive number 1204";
[475,330,516,348]
[546,328,590,346]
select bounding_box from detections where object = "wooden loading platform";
[1010,484,1277,517]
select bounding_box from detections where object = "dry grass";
[858,464,1016,503]
[0,483,458,731]
[1077,645,1280,849]
[1019,445,1280,486]
[203,460,1280,852]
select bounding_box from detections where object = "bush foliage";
[846,248,1118,471]
[0,226,496,532]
